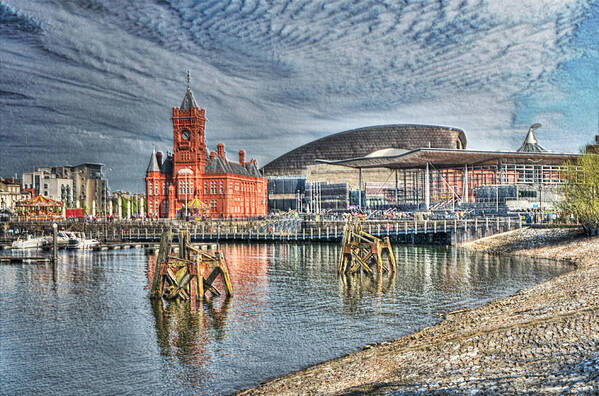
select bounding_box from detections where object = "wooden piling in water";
[150,228,233,302]
[338,220,396,276]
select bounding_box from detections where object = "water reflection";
[1,244,571,395]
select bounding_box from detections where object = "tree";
[560,152,599,234]
[121,196,129,218]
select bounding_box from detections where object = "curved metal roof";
[318,148,579,169]
[261,124,467,176]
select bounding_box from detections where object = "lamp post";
[177,168,193,220]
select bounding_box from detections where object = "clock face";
[182,130,191,140]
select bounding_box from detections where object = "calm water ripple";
[0,243,570,395]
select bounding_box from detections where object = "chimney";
[156,151,163,167]
[209,151,216,160]
[217,143,226,160]
[239,150,246,165]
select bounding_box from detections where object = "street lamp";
[177,168,193,220]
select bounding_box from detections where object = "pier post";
[52,223,58,264]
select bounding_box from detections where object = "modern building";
[22,164,107,215]
[262,124,466,177]
[318,124,580,212]
[0,178,30,211]
[263,122,585,213]
[145,75,267,219]
[22,168,72,204]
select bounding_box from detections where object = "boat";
[66,233,102,249]
[41,231,76,250]
[11,235,48,249]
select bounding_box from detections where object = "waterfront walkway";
[2,217,523,247]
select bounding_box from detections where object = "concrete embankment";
[239,228,599,395]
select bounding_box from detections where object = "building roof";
[180,87,198,110]
[205,157,262,177]
[161,154,174,175]
[317,148,579,170]
[517,123,547,153]
[16,195,62,207]
[261,124,467,176]
[146,150,160,173]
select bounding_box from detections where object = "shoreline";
[239,227,599,395]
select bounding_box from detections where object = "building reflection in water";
[146,243,270,378]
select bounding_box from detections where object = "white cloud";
[0,0,595,189]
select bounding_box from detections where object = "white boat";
[66,233,101,249]
[11,235,48,249]
[41,231,76,250]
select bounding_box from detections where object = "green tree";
[121,196,129,218]
[560,152,599,233]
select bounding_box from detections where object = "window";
[149,183,152,195]
[179,181,188,194]
[189,180,194,194]
[210,181,217,194]
[204,181,208,194]
[220,181,224,194]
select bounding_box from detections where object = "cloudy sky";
[1,0,598,191]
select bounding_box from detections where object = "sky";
[1,0,599,191]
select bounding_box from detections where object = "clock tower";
[172,71,207,177]
[145,71,268,219]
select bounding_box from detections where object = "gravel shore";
[239,228,599,395]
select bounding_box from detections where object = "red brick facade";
[145,82,267,219]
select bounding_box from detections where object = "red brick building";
[145,78,267,219]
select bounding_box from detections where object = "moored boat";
[11,235,48,249]
[41,231,76,250]
[66,233,102,249]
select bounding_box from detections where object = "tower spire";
[517,123,546,153]
[180,70,198,110]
